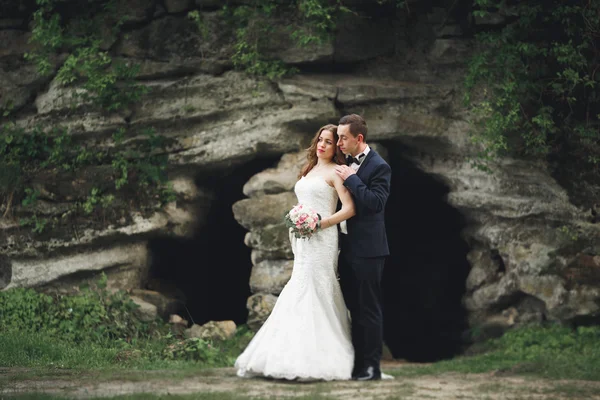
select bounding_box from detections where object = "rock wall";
[1,1,599,336]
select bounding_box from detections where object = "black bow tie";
[347,153,365,166]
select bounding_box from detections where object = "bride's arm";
[320,174,355,230]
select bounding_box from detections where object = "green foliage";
[291,0,338,47]
[163,337,223,363]
[187,10,209,42]
[57,47,149,111]
[218,0,355,79]
[162,325,254,366]
[0,287,54,331]
[110,127,175,204]
[0,123,76,231]
[215,0,410,79]
[0,279,255,370]
[221,3,294,80]
[465,1,600,174]
[1,100,15,118]
[391,323,600,381]
[19,214,49,234]
[25,0,148,111]
[0,124,74,193]
[2,0,176,231]
[80,187,114,215]
[0,121,173,232]
[557,224,580,241]
[0,275,158,343]
[0,326,254,370]
[494,324,599,361]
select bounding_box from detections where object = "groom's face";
[337,124,361,156]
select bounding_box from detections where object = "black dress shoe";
[354,366,381,381]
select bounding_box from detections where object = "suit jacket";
[340,149,391,258]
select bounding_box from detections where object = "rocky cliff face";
[1,0,599,355]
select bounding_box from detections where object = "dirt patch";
[1,365,600,399]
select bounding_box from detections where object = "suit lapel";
[356,149,376,180]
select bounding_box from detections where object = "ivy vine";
[1,0,173,233]
[465,0,600,177]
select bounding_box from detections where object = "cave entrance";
[381,141,471,362]
[146,156,280,326]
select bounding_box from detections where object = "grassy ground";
[0,324,599,399]
[2,371,600,400]
[2,324,598,381]
[0,327,252,372]
[388,324,600,382]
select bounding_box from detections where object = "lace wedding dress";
[235,175,354,381]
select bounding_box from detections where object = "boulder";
[185,320,236,341]
[246,293,277,331]
[130,289,181,318]
[131,296,158,322]
[232,192,297,230]
[249,260,293,295]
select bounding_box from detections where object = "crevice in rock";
[487,291,548,324]
[491,248,506,274]
[298,61,362,75]
[380,141,471,362]
[146,155,281,326]
[569,313,600,327]
[0,255,12,290]
[36,262,143,295]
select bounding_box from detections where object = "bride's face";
[316,130,336,161]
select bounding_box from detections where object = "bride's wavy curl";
[299,124,346,178]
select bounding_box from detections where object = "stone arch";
[145,155,282,326]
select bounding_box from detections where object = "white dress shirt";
[349,145,371,172]
[341,145,371,234]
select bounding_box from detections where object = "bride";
[235,124,356,381]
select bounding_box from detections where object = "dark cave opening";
[146,143,471,362]
[146,157,280,327]
[381,142,471,362]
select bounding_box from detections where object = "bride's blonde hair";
[299,124,346,178]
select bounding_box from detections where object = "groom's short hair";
[339,114,368,141]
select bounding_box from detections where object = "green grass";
[0,324,253,370]
[390,324,600,381]
[1,322,599,400]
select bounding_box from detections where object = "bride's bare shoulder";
[326,165,341,187]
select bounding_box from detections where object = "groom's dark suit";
[338,148,391,378]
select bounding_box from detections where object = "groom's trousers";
[338,253,385,371]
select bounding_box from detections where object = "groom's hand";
[335,165,356,181]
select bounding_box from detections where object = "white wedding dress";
[235,175,354,381]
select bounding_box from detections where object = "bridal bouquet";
[284,204,321,239]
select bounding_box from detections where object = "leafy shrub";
[0,122,174,232]
[466,1,600,175]
[26,0,148,111]
[162,325,255,366]
[493,323,600,361]
[0,274,159,343]
[163,337,223,363]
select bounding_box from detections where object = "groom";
[335,114,391,381]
